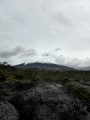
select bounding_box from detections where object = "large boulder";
[0,100,19,120]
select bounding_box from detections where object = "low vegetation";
[67,84,90,100]
[0,62,90,83]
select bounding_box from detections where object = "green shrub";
[14,74,24,80]
[0,72,6,82]
[67,84,90,100]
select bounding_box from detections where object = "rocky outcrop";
[0,100,19,120]
[9,82,89,120]
[0,82,90,120]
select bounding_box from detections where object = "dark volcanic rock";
[0,100,19,120]
[10,82,89,120]
[0,82,35,101]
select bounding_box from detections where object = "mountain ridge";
[15,62,75,71]
[80,66,90,71]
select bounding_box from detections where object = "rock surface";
[0,81,90,120]
[0,100,19,120]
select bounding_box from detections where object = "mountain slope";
[80,67,90,71]
[15,62,75,71]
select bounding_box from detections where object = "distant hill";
[15,62,75,71]
[80,67,90,71]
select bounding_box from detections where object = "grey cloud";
[54,56,81,68]
[0,46,25,58]
[42,53,50,57]
[41,49,90,68]
[42,48,61,57]
[54,55,90,69]
[0,46,36,58]
[52,12,72,26]
[20,49,37,57]
[55,48,61,51]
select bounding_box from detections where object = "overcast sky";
[0,0,90,68]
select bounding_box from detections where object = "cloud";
[0,46,37,65]
[54,56,90,69]
[0,46,25,58]
[0,46,36,58]
[0,46,90,68]
[55,48,61,51]
[41,49,90,68]
[55,56,90,69]
[42,53,50,57]
[20,49,37,57]
[42,48,61,57]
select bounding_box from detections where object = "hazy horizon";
[0,0,90,68]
